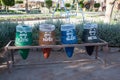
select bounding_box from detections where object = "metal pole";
[95,46,99,59]
[103,44,109,66]
[10,50,15,65]
[4,47,11,73]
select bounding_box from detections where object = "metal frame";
[4,39,108,73]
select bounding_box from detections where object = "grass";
[0,13,64,21]
[0,11,104,22]
[0,10,26,14]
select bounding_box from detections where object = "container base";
[42,48,51,59]
[65,47,74,58]
[19,49,29,60]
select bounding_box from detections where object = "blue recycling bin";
[61,24,77,57]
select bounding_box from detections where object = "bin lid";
[39,24,55,32]
[16,24,32,32]
[61,24,75,31]
[84,23,98,29]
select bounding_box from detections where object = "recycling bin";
[39,24,55,59]
[61,24,77,57]
[15,24,32,59]
[82,23,100,56]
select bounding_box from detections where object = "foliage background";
[0,20,120,49]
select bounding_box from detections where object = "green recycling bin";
[15,24,32,59]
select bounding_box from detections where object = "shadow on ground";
[0,47,120,80]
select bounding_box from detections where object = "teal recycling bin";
[15,24,32,59]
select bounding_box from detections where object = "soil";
[0,47,120,80]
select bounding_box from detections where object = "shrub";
[94,3,100,8]
[45,0,52,9]
[71,5,75,10]
[0,21,18,48]
[0,21,120,49]
[1,0,15,6]
[0,0,2,6]
[65,3,71,8]
[98,23,120,47]
[79,1,84,8]
[15,0,23,4]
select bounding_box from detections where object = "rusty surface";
[5,39,108,50]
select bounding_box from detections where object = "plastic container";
[61,24,77,57]
[39,24,55,59]
[82,23,100,56]
[82,23,99,43]
[15,24,32,59]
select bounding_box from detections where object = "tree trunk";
[90,0,94,11]
[76,2,79,12]
[104,0,116,23]
[25,0,29,13]
[4,6,8,14]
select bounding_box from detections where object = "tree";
[90,0,94,10]
[0,0,1,4]
[1,0,15,6]
[1,0,15,12]
[45,0,52,12]
[15,0,23,4]
[104,0,117,23]
[65,3,71,9]
[79,1,84,8]
[0,0,2,9]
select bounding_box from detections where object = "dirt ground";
[0,47,120,80]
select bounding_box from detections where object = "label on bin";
[82,23,100,43]
[15,32,32,46]
[61,24,77,44]
[66,30,76,41]
[43,32,53,42]
[39,24,55,45]
[15,25,32,46]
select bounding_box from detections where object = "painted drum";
[15,24,32,59]
[82,23,100,56]
[39,24,55,59]
[61,24,77,57]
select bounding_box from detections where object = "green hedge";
[0,20,120,49]
[94,3,100,8]
[15,0,23,4]
[65,3,71,8]
[0,21,18,48]
[98,23,120,47]
[1,0,15,6]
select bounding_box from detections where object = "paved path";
[0,12,105,26]
[0,47,120,80]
